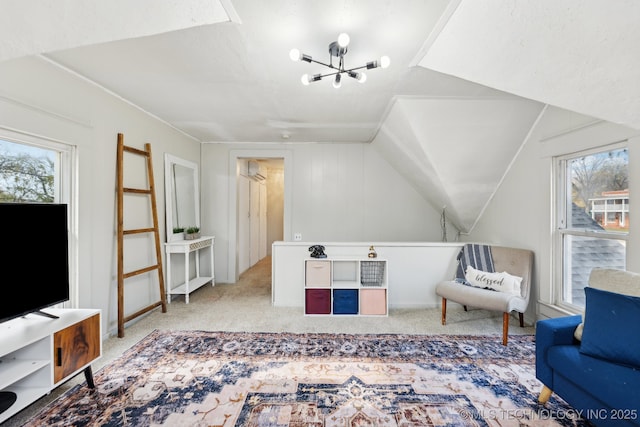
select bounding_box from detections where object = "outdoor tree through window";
[0,140,56,202]
[557,145,629,308]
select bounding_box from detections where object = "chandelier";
[289,33,390,88]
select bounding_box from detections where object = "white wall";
[0,56,201,338]
[467,106,640,321]
[201,142,446,283]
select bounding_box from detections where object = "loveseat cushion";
[548,345,640,413]
[580,287,640,368]
[436,280,527,312]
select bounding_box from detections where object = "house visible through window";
[555,144,629,309]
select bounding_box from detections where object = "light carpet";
[24,330,587,426]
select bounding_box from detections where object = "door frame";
[228,149,292,283]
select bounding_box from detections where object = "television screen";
[0,203,69,323]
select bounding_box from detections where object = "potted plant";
[173,227,184,234]
[184,226,200,240]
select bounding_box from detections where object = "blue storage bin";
[333,289,358,314]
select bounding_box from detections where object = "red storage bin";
[305,289,331,314]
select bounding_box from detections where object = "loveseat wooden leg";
[502,312,509,345]
[441,298,447,325]
[538,385,553,404]
[519,312,524,327]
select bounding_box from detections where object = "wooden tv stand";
[0,308,101,423]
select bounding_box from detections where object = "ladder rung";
[123,264,160,279]
[123,187,151,194]
[123,301,163,324]
[124,228,156,235]
[122,145,149,157]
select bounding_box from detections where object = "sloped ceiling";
[0,0,234,62]
[419,0,640,130]
[375,94,543,232]
[37,0,452,144]
[1,0,638,234]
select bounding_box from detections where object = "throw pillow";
[579,287,640,368]
[574,268,640,341]
[464,265,522,296]
[455,244,495,280]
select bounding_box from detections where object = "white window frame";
[553,141,629,312]
[0,128,78,307]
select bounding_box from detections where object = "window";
[0,140,57,202]
[555,144,629,309]
[0,133,76,305]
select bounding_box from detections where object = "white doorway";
[229,151,290,281]
[237,158,283,275]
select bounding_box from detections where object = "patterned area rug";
[25,331,587,426]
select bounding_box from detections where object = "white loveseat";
[435,245,534,345]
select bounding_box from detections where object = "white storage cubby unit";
[0,308,101,423]
[304,258,387,316]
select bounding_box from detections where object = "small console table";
[165,235,215,303]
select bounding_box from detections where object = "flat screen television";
[0,203,70,323]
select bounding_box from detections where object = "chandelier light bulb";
[337,33,350,48]
[357,72,367,83]
[289,48,301,62]
[301,74,322,85]
[333,73,342,89]
[380,56,391,69]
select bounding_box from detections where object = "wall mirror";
[164,153,200,242]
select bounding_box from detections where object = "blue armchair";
[536,268,640,427]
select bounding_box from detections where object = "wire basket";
[360,261,385,286]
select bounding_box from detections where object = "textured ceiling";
[420,0,640,130]
[37,0,452,143]
[2,0,637,233]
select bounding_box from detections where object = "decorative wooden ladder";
[116,133,167,338]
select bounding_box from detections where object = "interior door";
[237,174,250,275]
[249,180,261,266]
[259,183,267,260]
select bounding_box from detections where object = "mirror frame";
[164,153,200,242]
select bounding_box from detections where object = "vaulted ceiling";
[2,0,638,233]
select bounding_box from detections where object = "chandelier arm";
[342,64,369,73]
[307,58,340,70]
[309,62,368,77]
[318,70,341,79]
